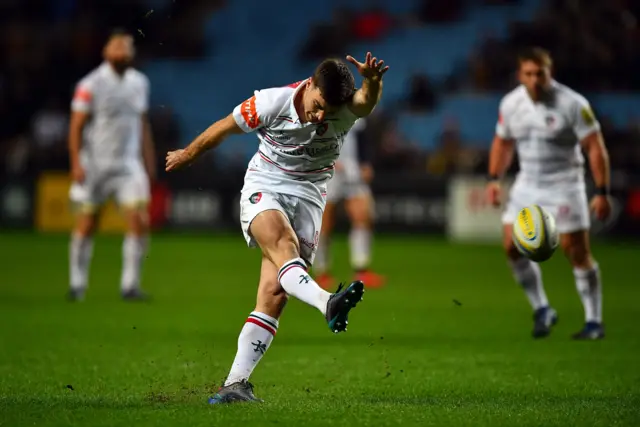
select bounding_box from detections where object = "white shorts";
[502,182,590,234]
[240,190,323,265]
[325,173,371,204]
[69,169,150,211]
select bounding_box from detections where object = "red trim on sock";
[277,261,307,282]
[246,317,276,336]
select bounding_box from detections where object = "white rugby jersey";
[71,62,149,172]
[232,79,360,208]
[496,80,600,186]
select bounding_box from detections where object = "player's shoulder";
[252,80,306,118]
[499,85,527,110]
[76,64,106,88]
[127,68,150,86]
[552,80,590,107]
[256,81,301,105]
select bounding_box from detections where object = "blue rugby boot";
[208,380,262,405]
[325,281,365,333]
[532,306,558,338]
[572,322,605,340]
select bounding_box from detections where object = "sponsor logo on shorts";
[299,236,317,251]
[249,192,262,204]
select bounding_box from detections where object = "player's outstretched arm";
[165,114,243,172]
[346,52,389,117]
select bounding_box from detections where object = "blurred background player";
[487,48,611,340]
[314,117,385,289]
[68,29,156,301]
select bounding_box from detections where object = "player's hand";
[165,149,192,172]
[590,195,612,221]
[360,164,374,183]
[486,181,502,207]
[71,163,85,183]
[346,52,389,82]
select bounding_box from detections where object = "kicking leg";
[560,230,604,340]
[251,209,364,333]
[504,223,556,338]
[251,209,330,313]
[210,256,286,404]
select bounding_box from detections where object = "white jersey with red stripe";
[71,62,150,173]
[232,79,360,209]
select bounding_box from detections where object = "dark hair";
[312,59,355,107]
[107,28,133,42]
[518,47,552,68]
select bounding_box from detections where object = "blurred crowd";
[469,0,640,92]
[0,0,214,177]
[299,0,640,177]
[1,0,639,181]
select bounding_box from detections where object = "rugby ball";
[512,205,559,262]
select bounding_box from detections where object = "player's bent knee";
[560,231,592,268]
[346,197,371,227]
[562,242,591,268]
[270,235,300,268]
[125,209,149,236]
[75,213,98,237]
[251,211,301,267]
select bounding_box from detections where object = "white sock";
[509,258,549,310]
[314,235,330,274]
[349,227,371,271]
[573,263,602,323]
[278,258,331,315]
[69,234,93,290]
[120,235,148,292]
[225,312,278,386]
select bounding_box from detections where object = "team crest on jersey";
[315,122,329,136]
[545,115,555,126]
[543,112,562,132]
[249,192,262,204]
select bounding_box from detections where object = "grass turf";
[0,232,638,426]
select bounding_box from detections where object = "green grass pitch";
[0,232,639,426]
